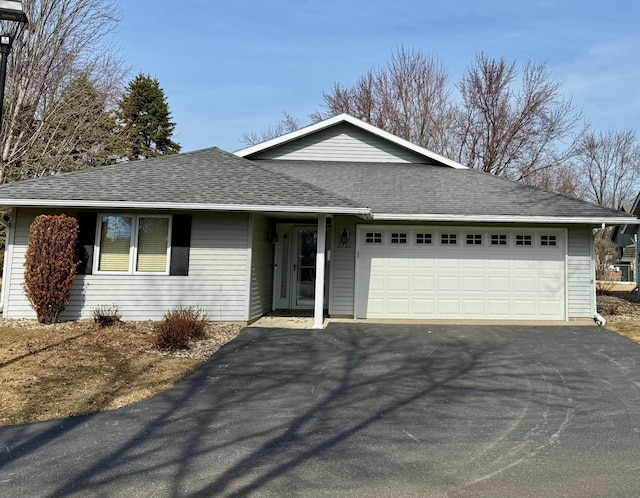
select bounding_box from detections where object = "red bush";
[23,214,79,324]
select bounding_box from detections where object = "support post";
[313,214,327,329]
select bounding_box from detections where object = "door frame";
[272,223,330,311]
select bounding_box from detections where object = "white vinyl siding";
[567,226,594,318]
[252,123,432,163]
[249,214,274,321]
[330,217,359,316]
[5,209,251,322]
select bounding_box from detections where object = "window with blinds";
[136,217,169,272]
[98,215,133,271]
[96,214,170,273]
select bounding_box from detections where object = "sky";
[116,1,640,154]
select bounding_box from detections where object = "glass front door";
[293,228,317,308]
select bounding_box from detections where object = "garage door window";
[391,233,408,244]
[441,233,457,245]
[491,234,507,246]
[466,234,482,245]
[516,234,532,246]
[416,233,432,244]
[365,232,382,244]
[541,235,557,246]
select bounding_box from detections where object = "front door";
[292,227,317,309]
[273,224,328,310]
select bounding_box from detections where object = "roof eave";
[0,199,372,217]
[373,213,640,225]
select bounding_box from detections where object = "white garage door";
[355,226,566,320]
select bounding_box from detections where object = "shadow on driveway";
[1,323,640,497]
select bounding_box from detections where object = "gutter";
[373,213,639,225]
[0,199,373,217]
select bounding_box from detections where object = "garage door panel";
[462,258,487,270]
[411,299,435,315]
[462,276,486,292]
[438,299,460,315]
[386,299,410,315]
[513,277,536,293]
[488,300,511,316]
[369,275,385,292]
[462,300,485,316]
[412,276,435,291]
[488,276,510,293]
[513,300,536,316]
[387,275,410,292]
[437,276,460,292]
[357,227,565,320]
[413,258,435,269]
[539,300,562,317]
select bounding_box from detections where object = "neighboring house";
[611,204,635,282]
[0,114,636,327]
[622,194,640,288]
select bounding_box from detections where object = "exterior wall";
[249,214,274,321]
[252,123,433,163]
[4,208,251,321]
[567,225,595,318]
[330,216,359,316]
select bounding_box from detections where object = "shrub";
[92,304,122,327]
[23,214,79,324]
[154,306,208,350]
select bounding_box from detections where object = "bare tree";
[574,129,640,208]
[310,47,455,153]
[454,54,582,180]
[240,111,300,147]
[520,163,584,199]
[0,0,125,183]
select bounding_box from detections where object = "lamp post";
[0,1,28,144]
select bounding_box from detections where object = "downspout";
[594,223,607,326]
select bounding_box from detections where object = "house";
[0,114,636,327]
[621,194,640,287]
[610,204,635,282]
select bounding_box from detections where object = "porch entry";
[273,223,329,310]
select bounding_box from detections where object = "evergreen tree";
[14,73,119,181]
[117,74,180,160]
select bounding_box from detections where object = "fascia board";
[0,198,372,216]
[234,113,468,169]
[373,213,640,225]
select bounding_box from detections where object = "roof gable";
[235,114,468,169]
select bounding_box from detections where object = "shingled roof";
[0,148,368,215]
[258,160,637,224]
[0,145,636,225]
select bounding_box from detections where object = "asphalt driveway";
[2,323,640,497]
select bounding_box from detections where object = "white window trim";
[93,213,172,275]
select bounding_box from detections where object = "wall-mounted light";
[268,228,278,244]
[340,228,350,247]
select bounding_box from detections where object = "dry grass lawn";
[0,320,241,426]
[598,293,640,344]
